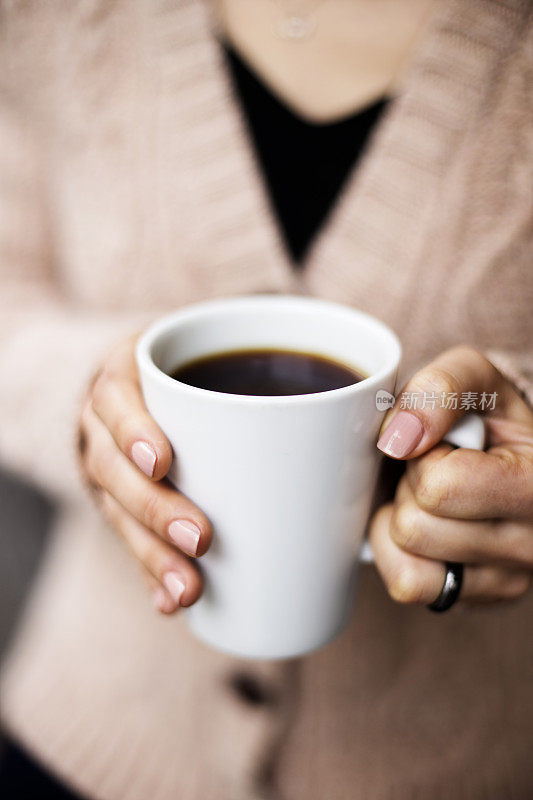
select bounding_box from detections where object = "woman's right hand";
[77,335,212,614]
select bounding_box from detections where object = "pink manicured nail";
[168,520,201,556]
[377,411,424,458]
[153,587,169,612]
[131,441,157,477]
[163,573,185,605]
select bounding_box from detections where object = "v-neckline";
[197,0,438,274]
[151,0,522,301]
[221,41,390,265]
[198,3,406,278]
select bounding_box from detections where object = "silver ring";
[427,562,463,613]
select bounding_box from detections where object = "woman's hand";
[78,335,212,614]
[369,346,533,605]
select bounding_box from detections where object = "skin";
[371,347,533,604]
[78,340,533,613]
[215,0,437,122]
[78,4,533,611]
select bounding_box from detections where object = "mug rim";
[136,294,402,406]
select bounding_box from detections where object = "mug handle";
[359,414,486,563]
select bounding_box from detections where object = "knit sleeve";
[0,99,150,502]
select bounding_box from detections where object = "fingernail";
[168,520,201,556]
[163,573,185,605]
[153,587,169,612]
[377,411,424,458]
[131,441,157,477]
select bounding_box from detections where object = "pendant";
[277,14,317,40]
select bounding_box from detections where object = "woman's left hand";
[369,346,533,605]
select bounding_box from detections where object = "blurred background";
[0,472,54,659]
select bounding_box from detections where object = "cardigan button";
[227,671,277,707]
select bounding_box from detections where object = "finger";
[389,483,533,568]
[91,348,172,481]
[369,504,531,604]
[84,406,212,557]
[460,567,531,604]
[405,444,533,520]
[486,416,533,449]
[377,345,531,460]
[99,490,203,608]
[78,398,103,496]
[142,568,177,615]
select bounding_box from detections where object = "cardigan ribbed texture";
[0,2,532,799]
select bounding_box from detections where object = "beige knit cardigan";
[1,1,532,799]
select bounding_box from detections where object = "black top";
[224,45,388,265]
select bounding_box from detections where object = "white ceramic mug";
[136,295,402,659]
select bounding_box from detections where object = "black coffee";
[169,348,364,396]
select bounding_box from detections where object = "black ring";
[427,562,463,613]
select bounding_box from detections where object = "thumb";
[376,345,526,460]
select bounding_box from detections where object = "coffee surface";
[170,348,364,396]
